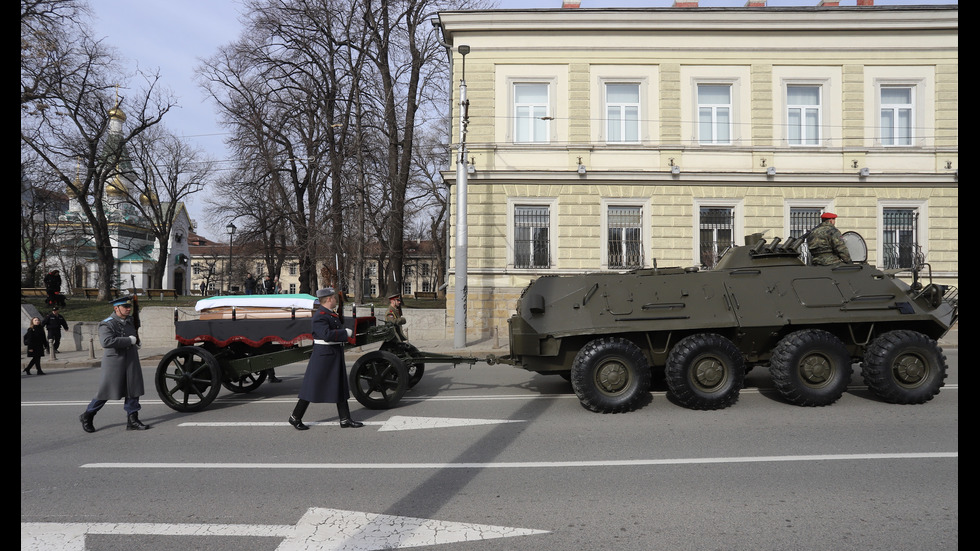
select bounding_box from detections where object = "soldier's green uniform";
[807,215,851,266]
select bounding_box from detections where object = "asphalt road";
[21,348,958,551]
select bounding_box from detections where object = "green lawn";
[22,294,445,321]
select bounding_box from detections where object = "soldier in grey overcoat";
[287,287,363,431]
[79,296,150,432]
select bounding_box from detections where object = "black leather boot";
[288,416,309,430]
[126,412,150,430]
[79,411,96,433]
[337,400,363,428]
[267,369,283,383]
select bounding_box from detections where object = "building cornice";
[437,7,957,37]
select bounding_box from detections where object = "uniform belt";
[314,339,345,346]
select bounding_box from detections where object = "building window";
[514,83,549,143]
[422,281,431,293]
[607,206,643,269]
[514,205,551,269]
[289,283,296,294]
[880,86,913,146]
[288,263,297,275]
[698,84,731,145]
[882,208,919,269]
[369,281,377,297]
[789,206,824,264]
[420,263,429,277]
[192,264,200,275]
[606,83,640,143]
[699,207,735,269]
[367,263,377,276]
[787,85,820,146]
[403,282,412,295]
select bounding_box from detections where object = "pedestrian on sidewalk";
[23,317,48,375]
[79,296,150,433]
[287,287,363,431]
[44,306,69,352]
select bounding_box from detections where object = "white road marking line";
[178,415,526,431]
[80,452,956,470]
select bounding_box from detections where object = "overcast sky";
[86,0,956,239]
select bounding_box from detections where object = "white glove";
[128,335,138,345]
[345,328,353,338]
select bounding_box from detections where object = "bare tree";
[21,5,176,300]
[126,125,213,288]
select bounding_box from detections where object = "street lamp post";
[453,44,470,349]
[226,222,236,294]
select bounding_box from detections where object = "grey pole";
[453,45,470,349]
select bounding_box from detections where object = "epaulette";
[101,316,113,322]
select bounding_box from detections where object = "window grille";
[514,206,550,269]
[608,206,643,268]
[882,208,919,269]
[699,207,734,268]
[790,207,823,264]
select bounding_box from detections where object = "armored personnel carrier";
[497,232,957,413]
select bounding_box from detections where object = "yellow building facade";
[436,4,957,342]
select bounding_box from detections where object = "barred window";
[514,205,550,269]
[608,206,643,268]
[790,207,824,264]
[699,207,734,269]
[882,208,919,269]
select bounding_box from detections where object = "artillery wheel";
[769,329,852,407]
[665,333,745,410]
[861,330,947,404]
[155,346,223,412]
[222,370,268,393]
[349,350,408,409]
[570,337,651,413]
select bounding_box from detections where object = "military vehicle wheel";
[155,346,223,412]
[349,350,409,409]
[861,330,947,404]
[222,370,267,393]
[769,329,852,406]
[570,337,651,413]
[665,333,745,410]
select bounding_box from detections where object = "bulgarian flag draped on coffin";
[175,294,319,347]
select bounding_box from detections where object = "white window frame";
[601,198,649,270]
[786,84,822,146]
[697,83,732,145]
[692,198,744,266]
[604,82,641,144]
[879,85,914,147]
[513,82,551,144]
[507,197,558,270]
[865,67,933,148]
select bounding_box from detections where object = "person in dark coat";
[263,275,275,295]
[43,269,66,308]
[79,296,150,432]
[43,307,69,352]
[287,287,363,430]
[23,317,48,375]
[244,273,257,295]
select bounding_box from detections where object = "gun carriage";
[155,294,485,412]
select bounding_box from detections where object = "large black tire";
[221,370,267,393]
[861,330,947,404]
[349,350,408,409]
[570,337,651,413]
[665,333,745,410]
[769,329,852,407]
[155,346,223,412]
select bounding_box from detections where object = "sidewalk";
[22,325,956,371]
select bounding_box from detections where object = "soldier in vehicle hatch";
[807,212,852,266]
